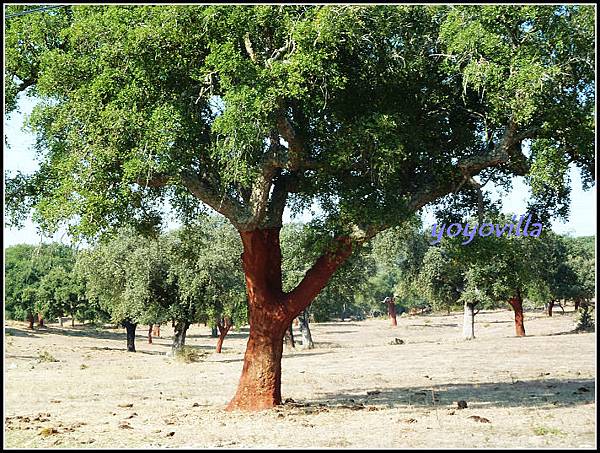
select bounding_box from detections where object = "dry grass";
[4,307,596,448]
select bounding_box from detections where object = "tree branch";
[180,171,252,227]
[408,118,532,211]
[244,33,258,63]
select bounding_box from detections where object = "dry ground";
[4,307,596,448]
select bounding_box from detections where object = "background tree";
[5,5,594,410]
[75,229,171,352]
[5,243,83,328]
[167,217,247,354]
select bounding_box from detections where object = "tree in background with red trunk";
[5,5,594,410]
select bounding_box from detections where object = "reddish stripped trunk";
[226,228,353,411]
[152,324,161,337]
[387,299,397,326]
[508,292,526,337]
[216,318,232,353]
[37,313,44,327]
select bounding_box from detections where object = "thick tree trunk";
[148,324,153,344]
[547,300,555,317]
[299,309,314,349]
[27,312,34,330]
[387,299,398,326]
[123,321,137,352]
[37,313,44,327]
[463,302,476,340]
[172,320,190,354]
[508,293,526,337]
[227,228,353,411]
[216,318,232,353]
[284,321,295,348]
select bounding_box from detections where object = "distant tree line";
[5,214,595,351]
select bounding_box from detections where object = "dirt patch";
[4,308,596,448]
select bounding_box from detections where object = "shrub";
[38,350,59,363]
[175,346,205,363]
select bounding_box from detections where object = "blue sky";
[3,95,596,247]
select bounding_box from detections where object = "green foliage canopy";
[5,5,594,249]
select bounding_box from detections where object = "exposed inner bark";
[387,297,398,327]
[226,227,353,411]
[462,302,476,340]
[37,313,44,327]
[508,292,526,337]
[216,318,232,353]
[172,320,190,354]
[152,324,161,337]
[123,320,137,352]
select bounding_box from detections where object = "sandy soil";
[4,307,596,448]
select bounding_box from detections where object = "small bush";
[533,426,565,436]
[38,350,59,363]
[575,304,595,332]
[175,346,205,363]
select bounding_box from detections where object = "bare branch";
[181,171,252,227]
[244,33,257,63]
[134,174,171,188]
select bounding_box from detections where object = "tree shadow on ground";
[6,325,131,341]
[531,329,594,337]
[305,378,595,411]
[186,331,250,340]
[5,327,38,338]
[405,323,459,328]
[315,330,358,335]
[216,350,334,364]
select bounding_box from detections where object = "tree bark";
[216,318,232,353]
[37,313,44,327]
[148,324,153,344]
[27,312,34,330]
[227,227,353,411]
[574,299,581,311]
[299,309,314,349]
[508,293,526,337]
[284,321,295,348]
[463,302,476,340]
[172,320,190,354]
[152,324,161,337]
[123,321,137,352]
[547,300,555,317]
[387,298,398,326]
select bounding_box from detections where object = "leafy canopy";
[5,5,594,246]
